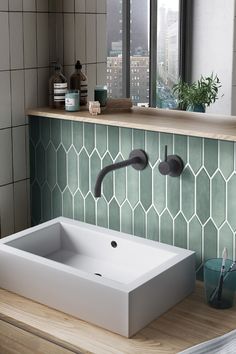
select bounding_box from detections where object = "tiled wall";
[30,117,236,272]
[0,0,50,237]
[49,0,107,100]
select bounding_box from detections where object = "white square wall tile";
[86,14,96,63]
[97,62,107,86]
[49,0,62,12]
[0,129,13,186]
[23,0,36,11]
[75,14,86,63]
[9,0,23,11]
[9,12,24,70]
[0,12,10,71]
[0,184,14,238]
[97,14,107,62]
[64,65,74,82]
[97,0,106,13]
[14,180,29,232]
[11,70,25,126]
[75,0,85,12]
[25,69,38,110]
[12,126,27,182]
[64,14,75,65]
[86,0,96,13]
[0,0,8,11]
[38,67,49,106]
[37,13,49,67]
[63,0,74,12]
[36,0,48,12]
[86,63,96,101]
[23,13,37,68]
[25,125,30,179]
[0,71,11,129]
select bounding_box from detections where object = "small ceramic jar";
[94,85,107,107]
[65,90,80,112]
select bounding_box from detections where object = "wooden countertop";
[27,106,236,142]
[0,282,236,354]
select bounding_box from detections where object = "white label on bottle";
[65,97,75,107]
[54,95,65,101]
[54,88,67,94]
[54,83,67,89]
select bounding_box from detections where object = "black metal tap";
[158,145,184,177]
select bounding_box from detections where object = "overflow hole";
[94,273,102,277]
[111,241,117,248]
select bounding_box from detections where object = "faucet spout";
[94,149,148,198]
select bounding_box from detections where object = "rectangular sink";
[0,217,195,337]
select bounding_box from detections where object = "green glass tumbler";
[204,258,236,309]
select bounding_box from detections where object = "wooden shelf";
[0,282,236,354]
[27,106,236,142]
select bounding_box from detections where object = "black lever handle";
[158,145,184,177]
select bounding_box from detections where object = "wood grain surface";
[27,106,236,142]
[0,282,236,354]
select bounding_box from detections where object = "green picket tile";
[140,164,152,211]
[196,169,210,224]
[63,187,73,218]
[120,127,132,158]
[153,164,166,213]
[74,189,84,221]
[73,121,83,153]
[68,147,78,194]
[51,118,61,149]
[182,167,195,221]
[219,140,234,179]
[96,124,107,157]
[133,129,145,150]
[102,153,114,202]
[57,145,67,192]
[31,181,41,225]
[174,213,187,249]
[204,220,217,261]
[160,210,173,245]
[121,201,133,234]
[219,223,233,260]
[188,136,202,173]
[189,216,202,269]
[127,166,139,207]
[147,207,159,241]
[84,123,95,155]
[46,143,56,190]
[167,177,180,217]
[79,149,89,197]
[52,185,62,218]
[85,193,95,225]
[227,174,236,231]
[160,133,173,158]
[29,141,35,183]
[146,131,159,166]
[114,154,126,205]
[97,198,108,228]
[62,120,72,151]
[29,117,40,146]
[109,198,120,231]
[42,184,51,221]
[36,142,46,186]
[40,118,51,148]
[90,150,101,194]
[108,126,119,159]
[204,138,218,176]
[133,203,146,238]
[212,171,226,227]
[174,135,187,164]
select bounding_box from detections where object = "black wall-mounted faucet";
[94,149,148,198]
[158,145,184,177]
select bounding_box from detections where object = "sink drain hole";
[94,273,102,277]
[111,241,117,248]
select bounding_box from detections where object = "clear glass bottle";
[49,63,67,109]
[70,60,88,106]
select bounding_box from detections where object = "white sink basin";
[0,217,195,337]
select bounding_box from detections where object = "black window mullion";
[149,0,157,107]
[122,0,131,98]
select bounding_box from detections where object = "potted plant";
[173,74,222,112]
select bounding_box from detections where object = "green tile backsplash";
[30,117,236,272]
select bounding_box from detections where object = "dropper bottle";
[70,60,88,106]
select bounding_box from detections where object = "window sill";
[27,106,236,142]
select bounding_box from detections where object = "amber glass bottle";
[49,64,67,109]
[70,61,88,106]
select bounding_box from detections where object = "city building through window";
[107,0,183,108]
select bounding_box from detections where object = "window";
[107,0,188,108]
